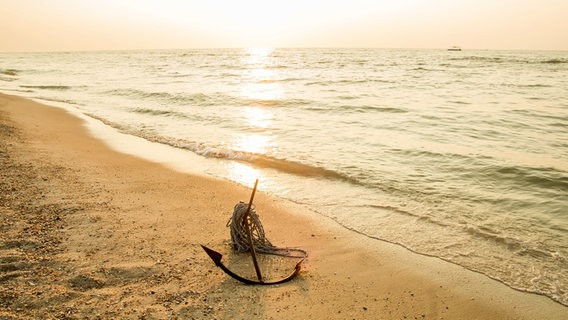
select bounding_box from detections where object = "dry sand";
[1,92,566,319]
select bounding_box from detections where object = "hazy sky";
[1,0,567,51]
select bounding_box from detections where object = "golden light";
[243,107,273,129]
[225,162,261,187]
[226,48,283,186]
[232,105,275,155]
[234,134,270,154]
[239,48,284,103]
[232,107,274,154]
[245,47,274,59]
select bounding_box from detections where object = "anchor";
[201,179,303,285]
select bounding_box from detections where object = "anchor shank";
[244,179,262,282]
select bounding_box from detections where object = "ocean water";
[1,48,567,305]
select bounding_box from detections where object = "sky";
[1,0,567,52]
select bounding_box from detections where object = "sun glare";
[226,162,261,187]
[243,107,273,129]
[239,48,284,102]
[246,47,273,57]
[232,107,274,154]
[225,47,282,186]
[233,134,271,154]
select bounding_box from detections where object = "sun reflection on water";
[233,134,270,154]
[244,48,274,63]
[226,162,261,188]
[243,106,273,128]
[239,48,284,103]
[225,48,285,187]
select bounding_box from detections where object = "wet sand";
[1,93,566,319]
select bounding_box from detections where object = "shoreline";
[1,92,566,319]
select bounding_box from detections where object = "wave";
[402,148,568,189]
[265,64,289,69]
[495,165,568,191]
[447,55,568,65]
[1,69,19,76]
[106,87,315,109]
[448,56,505,63]
[20,85,71,90]
[83,113,352,181]
[131,107,187,118]
[514,83,553,88]
[237,97,313,108]
[303,104,408,115]
[541,58,568,64]
[256,77,307,84]
[464,225,566,265]
[104,88,225,106]
[465,225,523,251]
[0,77,18,82]
[448,100,472,105]
[243,99,281,107]
[305,78,394,86]
[35,96,79,105]
[367,203,560,261]
[337,105,408,113]
[158,138,350,181]
[105,88,176,100]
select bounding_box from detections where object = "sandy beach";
[1,92,566,319]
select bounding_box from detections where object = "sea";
[1,48,567,305]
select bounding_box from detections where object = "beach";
[1,92,567,319]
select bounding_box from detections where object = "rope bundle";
[227,201,307,258]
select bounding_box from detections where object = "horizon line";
[2,46,567,54]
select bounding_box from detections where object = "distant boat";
[448,46,462,51]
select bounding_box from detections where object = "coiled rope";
[227,201,308,258]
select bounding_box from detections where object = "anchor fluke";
[201,244,223,266]
[200,244,303,285]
